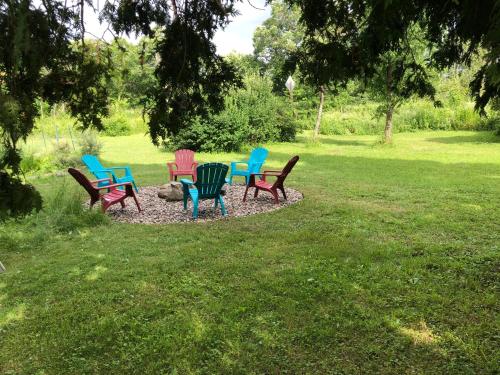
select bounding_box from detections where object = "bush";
[20,152,44,173]
[169,107,249,152]
[52,140,81,169]
[103,115,131,136]
[0,172,42,219]
[169,74,299,152]
[79,130,103,156]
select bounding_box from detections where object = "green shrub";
[169,74,299,152]
[20,152,44,173]
[103,115,131,136]
[0,172,42,219]
[52,141,81,169]
[169,107,249,152]
[79,130,103,156]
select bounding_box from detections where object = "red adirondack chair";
[167,149,198,182]
[68,168,142,213]
[243,155,299,204]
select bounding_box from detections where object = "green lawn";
[1,131,499,374]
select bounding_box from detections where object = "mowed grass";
[1,131,499,374]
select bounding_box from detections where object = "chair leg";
[120,200,126,208]
[272,190,279,204]
[192,196,199,219]
[131,194,141,212]
[219,196,227,216]
[228,174,233,185]
[214,197,219,208]
[243,185,250,202]
[101,200,109,213]
[132,181,139,193]
[183,187,189,210]
[254,188,259,198]
[279,186,287,200]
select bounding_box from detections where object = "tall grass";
[38,180,109,233]
[34,100,148,139]
[317,99,499,135]
[0,180,108,253]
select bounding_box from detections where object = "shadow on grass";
[426,132,499,144]
[316,138,372,147]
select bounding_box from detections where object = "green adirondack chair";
[181,163,229,219]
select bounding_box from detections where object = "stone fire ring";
[106,183,303,224]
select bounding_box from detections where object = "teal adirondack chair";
[181,163,229,219]
[81,154,138,192]
[228,147,269,185]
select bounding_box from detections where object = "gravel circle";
[104,184,303,224]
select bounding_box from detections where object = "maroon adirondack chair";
[68,168,142,213]
[167,149,198,182]
[243,155,299,204]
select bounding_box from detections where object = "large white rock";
[158,181,184,201]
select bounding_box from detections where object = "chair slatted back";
[68,168,100,202]
[194,163,228,199]
[175,149,196,170]
[82,155,108,180]
[247,147,269,174]
[272,156,299,188]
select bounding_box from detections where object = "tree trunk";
[384,63,394,143]
[313,85,325,140]
[385,106,393,143]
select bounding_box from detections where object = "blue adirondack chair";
[228,147,269,185]
[81,154,138,192]
[181,163,229,219]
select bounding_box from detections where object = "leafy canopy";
[285,0,500,113]
[0,0,110,216]
[253,0,303,91]
[101,0,243,145]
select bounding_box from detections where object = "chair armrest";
[192,162,198,169]
[180,179,194,186]
[91,178,112,184]
[167,162,177,172]
[109,166,132,177]
[251,172,280,176]
[263,170,282,173]
[95,182,133,190]
[250,172,280,183]
[91,168,113,173]
[90,168,118,179]
[231,161,248,171]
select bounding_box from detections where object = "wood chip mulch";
[104,184,303,224]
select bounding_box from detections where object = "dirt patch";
[103,184,303,224]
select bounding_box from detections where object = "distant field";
[2,130,499,374]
